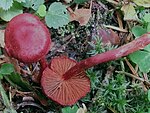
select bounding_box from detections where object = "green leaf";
[144,45,150,52]
[147,23,150,32]
[37,4,46,17]
[62,105,78,113]
[0,48,2,55]
[0,2,23,21]
[74,0,88,4]
[21,0,30,8]
[0,0,13,10]
[0,63,14,75]
[148,90,150,101]
[131,26,147,37]
[0,74,3,79]
[5,72,32,91]
[148,108,150,113]
[129,51,150,73]
[0,80,11,108]
[0,80,17,113]
[22,0,44,10]
[31,0,44,10]
[143,13,150,23]
[45,2,69,29]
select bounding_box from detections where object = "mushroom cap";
[5,13,51,63]
[41,56,90,106]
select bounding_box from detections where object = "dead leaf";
[64,0,73,3]
[98,28,120,45]
[69,1,92,26]
[70,8,91,26]
[104,25,128,32]
[76,103,87,113]
[0,55,9,65]
[105,0,118,5]
[132,0,150,8]
[0,30,5,48]
[17,101,45,112]
[121,3,139,21]
[0,60,5,64]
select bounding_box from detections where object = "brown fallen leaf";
[0,55,5,64]
[70,8,91,26]
[0,30,5,48]
[69,1,92,26]
[0,60,5,64]
[76,103,87,113]
[98,28,120,45]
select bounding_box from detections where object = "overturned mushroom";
[41,56,90,106]
[41,33,150,106]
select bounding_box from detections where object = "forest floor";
[0,0,150,113]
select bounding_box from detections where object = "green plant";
[74,0,89,4]
[0,0,90,28]
[62,105,78,113]
[86,71,150,113]
[148,90,150,101]
[129,12,150,73]
[0,0,14,10]
[88,36,116,55]
[0,1,23,21]
[45,2,70,29]
[0,63,17,113]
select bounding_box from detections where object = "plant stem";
[63,33,150,80]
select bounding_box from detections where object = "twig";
[105,0,119,5]
[116,71,150,87]
[103,25,128,32]
[124,57,139,77]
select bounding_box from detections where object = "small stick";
[124,57,139,76]
[116,71,150,86]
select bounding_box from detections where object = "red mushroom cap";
[41,56,90,106]
[5,13,51,63]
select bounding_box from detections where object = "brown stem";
[63,33,150,80]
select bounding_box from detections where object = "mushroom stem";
[62,33,150,80]
[38,57,48,82]
[39,57,48,71]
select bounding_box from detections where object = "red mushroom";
[41,33,150,106]
[41,56,90,106]
[5,13,51,64]
[5,13,51,80]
